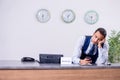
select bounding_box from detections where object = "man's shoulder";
[78,35,92,40]
[85,35,92,37]
[78,35,86,40]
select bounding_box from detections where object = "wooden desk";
[0,61,120,80]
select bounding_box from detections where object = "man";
[72,28,109,65]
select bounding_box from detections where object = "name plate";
[61,57,72,64]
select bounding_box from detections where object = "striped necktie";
[89,44,95,55]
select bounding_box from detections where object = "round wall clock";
[84,10,99,25]
[61,9,75,23]
[36,9,50,23]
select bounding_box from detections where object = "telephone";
[21,57,35,62]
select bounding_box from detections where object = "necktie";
[89,44,95,55]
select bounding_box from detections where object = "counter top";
[0,60,120,70]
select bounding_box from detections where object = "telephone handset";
[101,43,104,48]
[21,57,35,62]
[98,38,105,48]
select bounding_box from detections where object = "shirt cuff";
[72,58,80,64]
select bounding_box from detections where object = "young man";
[72,28,109,65]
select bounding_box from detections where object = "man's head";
[91,28,107,44]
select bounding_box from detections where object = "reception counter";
[0,60,120,80]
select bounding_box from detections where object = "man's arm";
[96,41,109,64]
[72,36,85,64]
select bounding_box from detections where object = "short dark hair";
[94,27,107,38]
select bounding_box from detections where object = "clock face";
[36,9,50,23]
[62,9,75,23]
[84,10,99,25]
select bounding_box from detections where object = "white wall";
[0,0,120,60]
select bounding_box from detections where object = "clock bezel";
[61,9,76,23]
[84,10,99,25]
[36,9,50,23]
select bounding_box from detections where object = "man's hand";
[80,57,92,65]
[98,38,105,48]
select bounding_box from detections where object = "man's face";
[91,31,105,44]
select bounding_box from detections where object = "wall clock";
[84,10,99,25]
[36,9,50,23]
[61,9,75,23]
